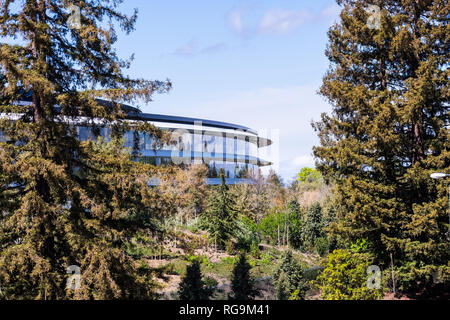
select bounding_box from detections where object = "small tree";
[303,203,324,250]
[178,260,213,300]
[229,254,259,300]
[286,200,303,249]
[200,175,238,249]
[273,251,307,300]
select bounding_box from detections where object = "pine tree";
[178,260,212,300]
[303,203,324,249]
[273,251,307,300]
[200,175,238,249]
[313,0,449,292]
[0,0,172,299]
[229,254,259,300]
[286,200,303,249]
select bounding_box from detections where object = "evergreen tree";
[313,0,449,292]
[0,0,172,299]
[229,254,259,300]
[303,203,324,249]
[286,200,303,249]
[273,251,307,300]
[178,260,212,300]
[324,205,338,252]
[200,175,238,249]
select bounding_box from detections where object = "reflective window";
[237,137,246,156]
[202,134,215,153]
[193,132,203,154]
[145,133,153,150]
[214,134,224,155]
[249,141,257,158]
[224,133,235,157]
[124,130,134,149]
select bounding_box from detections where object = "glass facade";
[69,125,264,181]
[1,99,272,184]
[1,102,270,184]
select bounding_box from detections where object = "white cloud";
[292,155,315,167]
[258,8,311,35]
[320,3,341,22]
[174,41,227,57]
[227,5,342,38]
[201,42,227,55]
[228,8,245,35]
[275,155,316,184]
[174,40,198,57]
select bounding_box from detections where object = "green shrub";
[204,277,219,291]
[180,238,197,256]
[221,256,239,265]
[260,251,274,265]
[235,217,260,253]
[314,249,383,300]
[249,242,261,259]
[314,237,329,257]
[258,211,285,245]
[350,239,370,253]
[259,206,302,247]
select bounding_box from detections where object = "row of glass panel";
[1,126,261,179]
[76,126,259,159]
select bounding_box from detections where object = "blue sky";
[115,0,341,183]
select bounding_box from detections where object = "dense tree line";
[314,0,449,292]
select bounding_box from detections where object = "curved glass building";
[117,106,273,184]
[2,97,273,185]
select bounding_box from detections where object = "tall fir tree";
[200,174,238,249]
[0,0,172,299]
[313,0,449,292]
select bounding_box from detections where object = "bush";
[180,238,197,256]
[249,242,261,259]
[314,237,329,257]
[235,217,260,253]
[258,205,302,247]
[314,249,383,300]
[258,210,285,245]
[260,251,274,265]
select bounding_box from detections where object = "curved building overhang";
[10,98,273,150]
